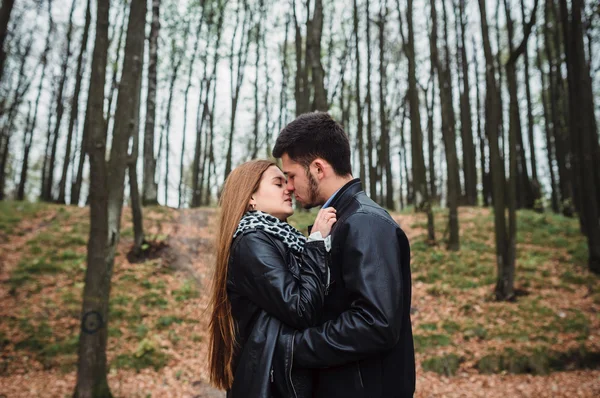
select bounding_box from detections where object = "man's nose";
[286,180,294,192]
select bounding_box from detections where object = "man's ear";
[311,158,328,180]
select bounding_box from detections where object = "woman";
[208,159,336,397]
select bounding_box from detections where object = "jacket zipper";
[289,331,298,398]
[270,367,274,382]
[356,362,364,389]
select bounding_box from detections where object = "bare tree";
[163,25,188,206]
[74,0,112,393]
[477,0,514,300]
[224,0,251,181]
[353,0,366,183]
[536,32,559,213]
[142,0,161,206]
[59,0,92,204]
[180,7,205,208]
[559,0,600,273]
[309,0,327,111]
[457,0,477,206]
[75,0,146,395]
[431,0,460,250]
[0,0,15,83]
[17,1,55,201]
[378,0,393,209]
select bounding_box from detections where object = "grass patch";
[136,292,168,309]
[173,279,199,302]
[0,201,45,234]
[442,321,461,334]
[560,271,587,285]
[112,338,169,372]
[422,354,462,376]
[156,316,184,329]
[418,323,438,331]
[9,257,63,289]
[413,334,452,352]
[476,346,600,375]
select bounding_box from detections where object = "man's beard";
[302,170,320,209]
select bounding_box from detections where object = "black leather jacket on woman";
[226,228,329,398]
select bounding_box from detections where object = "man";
[272,112,415,397]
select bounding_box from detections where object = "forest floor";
[0,201,599,397]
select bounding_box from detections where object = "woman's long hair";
[208,159,276,390]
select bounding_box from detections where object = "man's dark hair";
[273,112,352,176]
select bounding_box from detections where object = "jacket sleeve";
[229,230,329,329]
[290,212,410,368]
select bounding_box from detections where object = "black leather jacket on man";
[278,179,415,398]
[226,228,329,397]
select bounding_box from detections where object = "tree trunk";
[477,0,513,301]
[458,0,477,206]
[104,2,128,139]
[1,31,34,200]
[473,40,490,207]
[536,33,559,213]
[559,0,600,273]
[0,0,15,83]
[17,1,55,201]
[142,0,160,206]
[504,0,534,210]
[432,0,460,251]
[365,0,376,200]
[224,0,251,181]
[495,0,505,159]
[520,0,538,186]
[42,0,76,202]
[293,0,309,116]
[405,0,427,210]
[353,0,365,183]
[180,9,205,208]
[279,13,290,133]
[163,31,186,207]
[252,7,261,160]
[193,0,224,206]
[73,0,112,395]
[425,70,437,202]
[263,2,271,158]
[310,0,327,111]
[545,0,571,214]
[378,0,393,209]
[128,111,144,256]
[399,98,412,205]
[58,0,91,204]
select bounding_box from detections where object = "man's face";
[280,153,321,209]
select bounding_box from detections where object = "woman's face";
[251,166,294,221]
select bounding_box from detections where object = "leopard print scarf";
[233,210,307,254]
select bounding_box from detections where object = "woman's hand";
[312,207,337,237]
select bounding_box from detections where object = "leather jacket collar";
[327,178,362,213]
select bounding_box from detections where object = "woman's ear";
[248,196,257,211]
